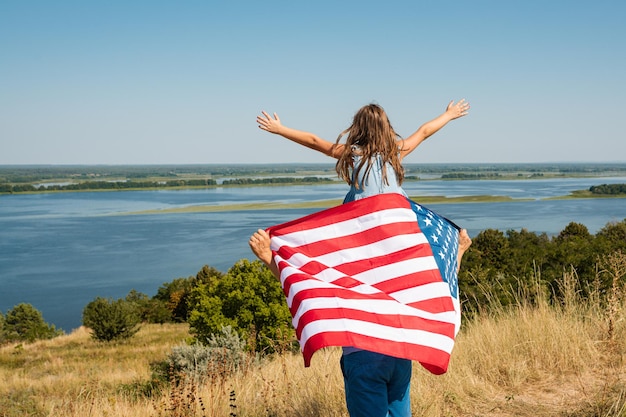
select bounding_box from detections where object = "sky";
[1,0,625,165]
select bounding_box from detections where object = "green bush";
[187,259,295,355]
[125,289,171,324]
[2,303,62,343]
[0,312,5,344]
[82,297,141,342]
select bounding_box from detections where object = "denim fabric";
[340,350,412,417]
[343,152,407,204]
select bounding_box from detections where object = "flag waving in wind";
[267,193,461,375]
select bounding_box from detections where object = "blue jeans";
[340,350,412,417]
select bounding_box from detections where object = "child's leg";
[340,351,412,417]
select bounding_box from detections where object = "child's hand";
[446,99,470,119]
[257,111,283,134]
[249,229,273,266]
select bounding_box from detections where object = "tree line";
[0,177,337,193]
[221,177,333,185]
[589,183,626,195]
[459,219,626,314]
[0,179,217,193]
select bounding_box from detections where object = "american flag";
[267,193,461,375]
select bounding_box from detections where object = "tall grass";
[1,253,625,417]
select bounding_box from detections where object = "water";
[1,177,625,332]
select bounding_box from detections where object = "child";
[249,100,472,417]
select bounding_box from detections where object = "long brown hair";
[335,104,404,189]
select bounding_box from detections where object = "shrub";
[2,303,62,343]
[82,297,141,342]
[0,312,5,344]
[155,326,249,385]
[187,259,295,354]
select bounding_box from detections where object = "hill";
[2,279,625,417]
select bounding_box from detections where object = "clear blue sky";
[1,1,625,165]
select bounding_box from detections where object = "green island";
[127,194,526,215]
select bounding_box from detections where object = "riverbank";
[125,191,626,215]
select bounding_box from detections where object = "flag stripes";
[267,193,460,374]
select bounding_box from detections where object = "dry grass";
[2,256,625,417]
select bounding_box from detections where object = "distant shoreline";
[4,174,626,195]
[2,162,626,197]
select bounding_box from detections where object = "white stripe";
[299,318,455,354]
[289,294,457,330]
[353,256,438,285]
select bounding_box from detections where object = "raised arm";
[399,99,470,159]
[257,111,344,158]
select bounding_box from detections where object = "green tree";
[545,222,596,298]
[595,219,626,253]
[459,229,517,313]
[505,228,551,276]
[3,303,62,342]
[187,259,294,354]
[82,297,141,342]
[0,311,6,344]
[125,289,171,324]
[153,266,224,322]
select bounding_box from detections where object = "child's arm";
[400,99,470,159]
[257,111,344,158]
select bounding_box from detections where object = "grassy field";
[2,259,625,417]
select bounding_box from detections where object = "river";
[1,177,625,332]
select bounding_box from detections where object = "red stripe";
[373,269,442,294]
[301,332,450,374]
[406,297,455,314]
[275,221,419,259]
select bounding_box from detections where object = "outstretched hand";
[257,111,283,134]
[446,99,470,120]
[249,228,273,266]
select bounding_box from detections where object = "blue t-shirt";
[343,151,407,203]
